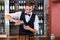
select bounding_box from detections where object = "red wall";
[51,1,60,37]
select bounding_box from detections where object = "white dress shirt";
[9,11,40,34]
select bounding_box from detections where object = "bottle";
[21,1,23,3]
[1,5,2,11]
[21,6,22,9]
[2,5,4,11]
[1,27,3,33]
[24,1,26,3]
[22,6,24,9]
[19,1,20,4]
[0,5,1,11]
[40,18,43,23]
[12,5,13,10]
[1,2,3,11]
[13,0,14,3]
[39,28,43,36]
[10,6,12,10]
[33,5,34,9]
[12,4,15,10]
[24,5,25,9]
[40,4,43,10]
[51,34,55,40]
[38,5,40,10]
[21,1,22,3]
[0,27,3,33]
[40,29,43,35]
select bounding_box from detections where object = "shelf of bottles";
[0,2,5,34]
[9,0,44,12]
[9,0,26,13]
[35,0,44,36]
[0,2,4,12]
[9,0,15,13]
[9,0,19,36]
[9,0,44,36]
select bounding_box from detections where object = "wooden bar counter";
[0,36,60,40]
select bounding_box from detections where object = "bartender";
[5,2,39,36]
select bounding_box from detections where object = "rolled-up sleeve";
[34,15,39,34]
[9,11,22,20]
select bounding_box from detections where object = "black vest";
[19,12,35,36]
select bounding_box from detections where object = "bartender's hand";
[14,20,22,25]
[24,25,38,33]
[24,25,31,30]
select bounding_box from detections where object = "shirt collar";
[25,12,32,16]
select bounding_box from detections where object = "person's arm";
[23,25,38,33]
[5,14,17,22]
[34,15,39,34]
[5,12,22,25]
[28,27,38,33]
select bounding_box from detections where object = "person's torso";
[19,12,35,36]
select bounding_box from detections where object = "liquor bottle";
[19,1,20,4]
[10,0,14,10]
[1,2,4,11]
[12,0,14,3]
[1,27,4,33]
[0,27,3,33]
[10,6,13,10]
[21,6,23,9]
[24,1,26,3]
[39,25,44,36]
[12,4,15,10]
[20,6,22,9]
[40,18,43,23]
[33,5,34,9]
[21,1,23,4]
[40,29,43,35]
[40,4,43,10]
[38,5,40,10]
[24,5,25,9]
[1,5,2,11]
[2,5,4,11]
[0,5,1,11]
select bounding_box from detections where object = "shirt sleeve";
[9,11,22,20]
[34,15,40,34]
